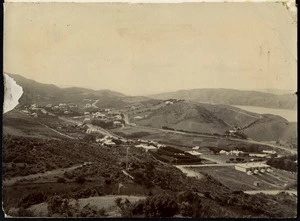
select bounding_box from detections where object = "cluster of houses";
[235,162,273,175]
[96,136,117,147]
[135,139,166,151]
[83,109,124,128]
[219,149,277,158]
[45,103,79,115]
[21,104,56,118]
[164,99,184,105]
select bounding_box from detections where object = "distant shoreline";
[234,105,297,122]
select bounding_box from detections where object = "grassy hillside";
[6,73,155,108]
[136,101,231,134]
[150,88,297,110]
[3,110,67,139]
[243,115,297,148]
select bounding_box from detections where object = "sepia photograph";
[2,0,297,218]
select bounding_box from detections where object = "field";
[192,167,297,191]
[2,111,67,139]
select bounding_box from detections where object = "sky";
[4,2,297,96]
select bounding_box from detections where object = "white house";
[192,146,200,150]
[135,144,157,150]
[262,150,277,154]
[186,151,202,156]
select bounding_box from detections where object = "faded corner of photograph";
[2,0,297,218]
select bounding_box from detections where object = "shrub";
[18,207,34,217]
[18,191,46,208]
[75,174,86,184]
[57,177,66,183]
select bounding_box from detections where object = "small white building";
[262,150,277,154]
[249,153,269,158]
[186,151,202,156]
[219,150,227,154]
[93,112,106,119]
[135,144,157,150]
[192,146,200,150]
[165,101,174,105]
[114,115,123,120]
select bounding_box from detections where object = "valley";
[2,74,297,218]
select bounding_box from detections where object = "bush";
[18,191,46,208]
[18,207,34,217]
[143,193,179,217]
[57,177,66,183]
[75,174,86,184]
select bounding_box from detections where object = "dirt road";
[3,162,92,186]
[244,190,297,196]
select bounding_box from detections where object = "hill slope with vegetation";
[150,88,297,110]
[5,73,156,108]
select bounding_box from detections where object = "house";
[83,117,91,123]
[84,112,90,115]
[40,109,47,114]
[157,144,166,148]
[262,150,277,154]
[253,181,261,187]
[165,101,174,105]
[230,150,244,156]
[93,112,106,119]
[192,146,200,150]
[135,144,157,150]
[86,128,102,134]
[113,121,123,127]
[249,153,269,158]
[219,150,227,154]
[31,113,38,118]
[186,151,202,156]
[103,140,116,147]
[114,115,123,120]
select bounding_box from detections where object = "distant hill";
[257,89,296,95]
[5,73,155,108]
[150,88,297,110]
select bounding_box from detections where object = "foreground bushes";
[115,191,203,218]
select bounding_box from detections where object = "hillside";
[136,101,232,134]
[5,73,155,108]
[150,88,297,110]
[243,115,297,148]
[132,101,297,147]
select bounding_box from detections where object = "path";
[92,99,99,108]
[38,122,76,139]
[3,162,92,186]
[175,165,204,179]
[244,190,297,196]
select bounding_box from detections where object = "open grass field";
[192,166,297,191]
[3,111,71,139]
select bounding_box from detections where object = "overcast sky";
[4,3,297,95]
